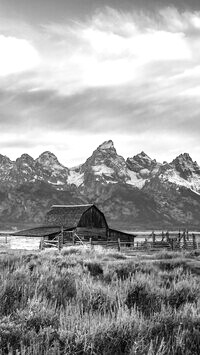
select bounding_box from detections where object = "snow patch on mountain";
[48,180,65,186]
[153,153,200,192]
[159,166,200,192]
[0,141,200,195]
[127,170,146,188]
[92,165,114,177]
[67,170,84,187]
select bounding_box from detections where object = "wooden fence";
[39,230,200,253]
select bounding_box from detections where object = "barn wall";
[108,229,135,242]
[78,206,108,229]
[76,227,107,240]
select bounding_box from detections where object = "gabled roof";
[45,204,95,228]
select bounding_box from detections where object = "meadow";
[0,246,200,354]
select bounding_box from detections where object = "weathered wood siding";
[76,227,107,240]
[78,206,108,229]
[108,229,135,243]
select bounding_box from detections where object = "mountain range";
[1,140,200,230]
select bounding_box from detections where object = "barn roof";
[109,228,137,238]
[12,226,69,237]
[46,204,95,228]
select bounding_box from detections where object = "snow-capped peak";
[170,153,200,180]
[126,151,159,173]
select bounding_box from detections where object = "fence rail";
[39,232,200,252]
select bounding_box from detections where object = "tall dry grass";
[0,246,199,354]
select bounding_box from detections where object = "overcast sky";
[1,0,200,166]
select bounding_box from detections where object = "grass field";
[0,246,200,354]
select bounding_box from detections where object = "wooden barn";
[46,204,108,242]
[13,204,136,248]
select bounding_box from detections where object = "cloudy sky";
[1,0,200,166]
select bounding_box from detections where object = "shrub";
[0,317,22,354]
[85,261,103,277]
[155,259,189,272]
[20,302,59,333]
[164,281,199,310]
[155,251,183,260]
[38,270,76,307]
[105,252,127,260]
[125,281,162,316]
[0,269,31,316]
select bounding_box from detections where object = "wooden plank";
[44,241,58,247]
[44,240,58,244]
[76,227,107,235]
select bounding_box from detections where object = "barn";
[45,204,108,242]
[13,204,136,247]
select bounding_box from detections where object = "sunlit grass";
[0,246,200,354]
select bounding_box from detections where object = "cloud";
[0,35,40,76]
[2,6,199,94]
[37,7,193,94]
[1,5,200,165]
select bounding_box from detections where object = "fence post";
[89,237,93,249]
[61,226,64,247]
[178,229,180,242]
[40,237,44,250]
[192,234,196,249]
[186,229,189,241]
[183,231,186,249]
[58,235,61,251]
[5,234,7,244]
[118,238,121,252]
[152,231,155,244]
[72,231,75,245]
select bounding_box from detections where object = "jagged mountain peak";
[171,152,200,176]
[155,152,200,192]
[0,154,13,165]
[17,153,34,162]
[126,151,158,172]
[172,152,193,164]
[16,154,35,168]
[97,140,115,151]
[139,151,150,158]
[134,151,155,163]
[37,151,58,161]
[36,151,64,168]
[74,139,131,187]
